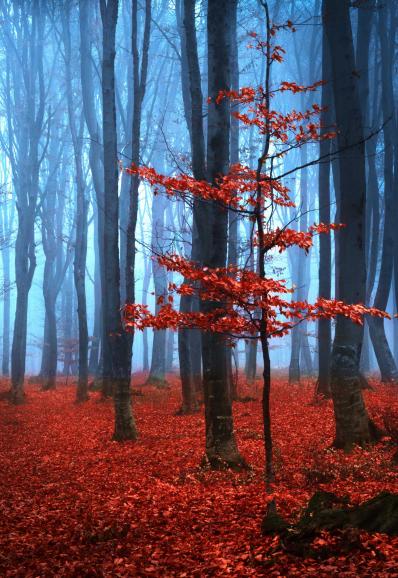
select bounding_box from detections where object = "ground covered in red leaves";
[1,374,398,577]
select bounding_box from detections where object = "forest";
[1,0,398,575]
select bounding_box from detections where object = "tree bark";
[125,0,151,391]
[8,0,46,402]
[0,200,12,376]
[317,25,332,397]
[227,0,239,401]
[100,0,137,440]
[79,0,107,393]
[88,202,101,376]
[197,0,244,468]
[368,1,398,382]
[147,192,168,387]
[174,0,207,413]
[324,0,376,450]
[63,4,89,401]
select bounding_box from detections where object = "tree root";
[262,490,398,556]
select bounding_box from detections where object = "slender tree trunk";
[63,4,89,401]
[197,0,244,468]
[88,202,101,375]
[11,285,30,403]
[227,0,239,401]
[62,266,74,377]
[141,254,151,372]
[368,1,398,382]
[317,26,332,397]
[324,0,377,449]
[100,0,136,440]
[245,339,257,384]
[40,157,62,390]
[175,0,207,412]
[41,294,57,390]
[147,192,168,387]
[10,1,45,403]
[0,201,12,376]
[289,147,309,384]
[79,0,107,393]
[357,0,377,377]
[124,0,151,395]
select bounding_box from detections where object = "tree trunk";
[245,339,257,384]
[63,4,89,401]
[368,1,398,382]
[88,202,101,376]
[226,0,239,402]
[41,296,57,390]
[79,0,107,394]
[0,200,12,376]
[9,1,45,403]
[197,0,244,468]
[124,0,151,393]
[317,25,332,397]
[11,287,29,404]
[175,0,207,412]
[147,193,168,387]
[100,0,136,440]
[62,266,74,377]
[324,0,375,450]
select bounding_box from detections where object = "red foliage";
[123,76,379,342]
[1,377,398,577]
[124,251,389,337]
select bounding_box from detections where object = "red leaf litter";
[1,374,398,577]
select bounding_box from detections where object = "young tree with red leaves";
[124,5,388,511]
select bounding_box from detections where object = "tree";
[39,122,71,391]
[79,0,104,386]
[0,191,14,376]
[194,0,244,467]
[100,0,137,440]
[124,0,151,386]
[316,16,332,398]
[146,186,169,387]
[174,0,206,413]
[124,18,388,484]
[62,1,89,402]
[367,1,398,382]
[1,0,48,403]
[324,0,380,449]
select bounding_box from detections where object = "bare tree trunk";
[88,202,101,375]
[147,192,168,387]
[174,0,207,413]
[62,266,74,377]
[368,1,398,382]
[63,4,89,401]
[40,121,69,392]
[197,0,244,468]
[324,0,377,450]
[9,1,46,403]
[357,0,377,376]
[289,147,309,384]
[125,0,151,392]
[244,219,257,384]
[0,200,13,376]
[141,253,151,372]
[227,0,239,401]
[79,0,107,393]
[100,0,137,440]
[317,26,332,397]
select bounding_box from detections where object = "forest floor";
[1,373,398,577]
